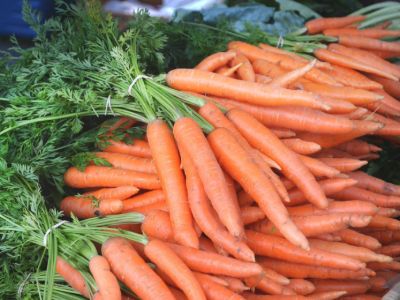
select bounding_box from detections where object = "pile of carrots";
[58,14,400,300]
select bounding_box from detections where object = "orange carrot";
[238,190,254,206]
[368,74,400,99]
[270,128,296,138]
[255,74,272,84]
[335,107,369,120]
[335,229,381,250]
[333,186,400,207]
[230,52,255,82]
[128,201,168,214]
[244,275,292,295]
[376,207,400,218]
[220,276,249,293]
[377,243,400,257]
[338,35,400,55]
[241,206,266,225]
[368,215,400,231]
[89,255,121,300]
[336,140,381,156]
[141,209,174,242]
[317,96,357,114]
[94,152,156,174]
[195,273,245,300]
[102,139,152,158]
[307,291,347,300]
[217,65,240,77]
[64,166,160,190]
[173,117,245,239]
[262,267,290,286]
[318,158,367,173]
[242,294,307,300]
[123,190,165,212]
[60,196,123,219]
[341,295,381,300]
[147,120,198,248]
[311,279,371,296]
[56,256,90,298]
[281,139,321,155]
[102,237,175,300]
[323,28,400,39]
[305,16,366,34]
[83,186,139,200]
[195,51,236,72]
[367,231,400,245]
[298,155,341,178]
[101,117,136,134]
[268,60,317,88]
[246,230,365,270]
[368,261,400,271]
[287,279,315,295]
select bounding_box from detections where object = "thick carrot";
[227,109,328,209]
[338,35,400,54]
[377,243,400,257]
[89,255,121,300]
[102,238,175,300]
[324,28,400,38]
[241,206,266,225]
[141,209,174,242]
[167,69,329,110]
[335,229,381,250]
[311,279,371,296]
[208,127,309,249]
[178,143,255,261]
[166,242,263,278]
[83,186,139,200]
[368,215,400,231]
[298,155,341,178]
[60,196,123,219]
[195,51,236,72]
[147,120,198,248]
[173,117,244,239]
[56,256,90,298]
[195,273,245,300]
[94,152,156,174]
[368,261,400,271]
[307,291,347,300]
[333,186,400,207]
[246,230,365,270]
[287,279,315,295]
[259,258,374,279]
[230,52,255,82]
[144,239,206,300]
[102,139,152,158]
[123,190,165,212]
[281,139,321,155]
[367,231,400,245]
[318,158,367,173]
[268,60,317,88]
[244,275,292,295]
[305,16,366,34]
[64,166,160,190]
[368,74,400,99]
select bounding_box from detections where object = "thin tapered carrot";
[366,101,400,119]
[144,239,206,300]
[220,276,249,293]
[376,207,400,218]
[173,117,245,239]
[102,117,137,134]
[241,206,266,225]
[262,267,290,286]
[286,178,358,206]
[336,229,382,250]
[242,294,307,300]
[259,258,375,280]
[324,28,400,38]
[64,166,160,190]
[268,60,317,88]
[208,127,309,249]
[83,186,139,200]
[298,155,341,178]
[314,48,398,81]
[89,255,121,300]
[123,190,165,212]
[102,139,152,158]
[309,239,391,263]
[336,140,381,156]
[317,96,357,114]
[216,64,241,77]
[317,233,343,242]
[367,113,400,136]
[195,273,245,300]
[230,52,255,82]
[335,107,369,120]
[130,201,168,214]
[307,291,348,300]
[367,231,400,245]
[227,109,328,209]
[167,69,329,110]
[270,128,296,138]
[246,230,365,270]
[56,257,90,298]
[102,238,175,300]
[94,152,156,174]
[338,35,400,54]
[147,120,198,248]
[141,209,174,242]
[60,196,123,219]
[333,186,400,207]
[281,139,321,155]
[318,158,368,173]
[372,89,400,114]
[255,74,272,84]
[166,242,263,278]
[244,275,293,295]
[178,143,255,261]
[287,279,315,295]
[368,261,400,271]
[368,215,400,231]
[305,16,366,34]
[195,51,236,72]
[311,279,371,296]
[368,74,400,98]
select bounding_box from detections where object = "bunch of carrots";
[56,13,400,300]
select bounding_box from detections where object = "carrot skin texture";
[123,190,165,212]
[336,229,382,250]
[333,186,400,207]
[244,275,290,295]
[141,209,175,242]
[89,255,121,300]
[195,273,245,300]
[102,139,152,158]
[83,186,139,200]
[56,257,90,298]
[102,238,175,300]
[94,152,156,174]
[195,51,236,72]
[348,171,400,196]
[305,16,366,34]
[311,279,370,296]
[286,279,316,295]
[307,291,347,300]
[60,196,123,219]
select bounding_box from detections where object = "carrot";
[259,258,374,280]
[376,207,400,218]
[370,89,400,113]
[246,230,366,270]
[208,127,308,249]
[227,109,328,209]
[335,229,382,250]
[367,114,400,136]
[268,59,317,88]
[178,143,255,262]
[367,231,400,245]
[167,69,329,110]
[64,166,160,190]
[336,140,381,156]
[323,28,400,39]
[83,186,139,200]
[307,291,347,300]
[317,158,367,173]
[368,74,400,99]
[89,255,121,300]
[123,190,165,212]
[370,49,400,59]
[94,152,156,174]
[305,16,366,34]
[56,256,90,298]
[241,206,266,225]
[147,120,198,248]
[141,209,174,242]
[368,275,387,293]
[377,243,400,257]
[102,139,152,158]
[295,81,383,105]
[221,276,249,293]
[166,242,263,278]
[298,155,341,178]
[262,267,290,286]
[230,52,255,82]
[102,238,175,300]
[341,295,381,300]
[287,279,315,295]
[101,117,136,134]
[60,196,123,219]
[308,239,391,263]
[368,215,400,231]
[270,128,296,138]
[242,294,307,300]
[144,239,206,300]
[216,64,241,77]
[370,21,392,30]
[336,107,369,120]
[368,261,400,271]
[311,279,371,296]
[195,273,245,300]
[169,287,189,300]
[317,96,357,114]
[213,97,355,134]
[173,117,245,239]
[255,74,272,84]
[238,190,254,206]
[316,233,343,242]
[314,48,398,81]
[128,201,168,214]
[281,139,321,155]
[333,186,400,207]
[244,275,292,295]
[195,51,236,72]
[338,35,400,55]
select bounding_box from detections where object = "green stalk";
[359,11,400,29]
[349,1,400,16]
